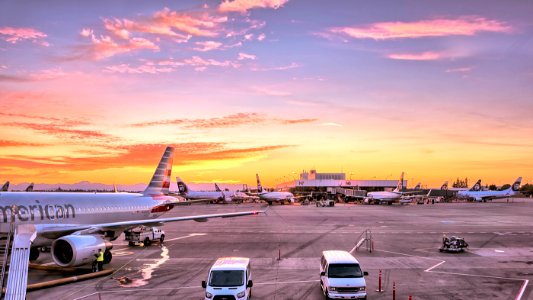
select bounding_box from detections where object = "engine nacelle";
[52,235,112,267]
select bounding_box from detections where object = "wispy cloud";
[0,27,49,46]
[238,52,256,60]
[387,51,446,61]
[327,16,512,40]
[193,41,223,52]
[219,0,289,13]
[0,140,45,147]
[132,112,317,128]
[321,122,343,127]
[0,121,109,140]
[251,62,300,71]
[80,29,159,60]
[183,56,239,71]
[446,67,473,73]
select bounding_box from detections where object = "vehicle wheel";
[104,250,112,264]
[160,234,165,243]
[248,288,252,299]
[268,201,272,205]
[128,241,136,247]
[29,247,40,261]
[144,237,151,247]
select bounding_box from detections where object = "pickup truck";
[125,226,165,247]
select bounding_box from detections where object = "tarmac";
[26,198,533,299]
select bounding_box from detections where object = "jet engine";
[52,235,113,267]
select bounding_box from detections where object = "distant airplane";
[176,177,225,203]
[25,182,34,192]
[1,181,9,192]
[440,179,481,192]
[0,146,263,269]
[413,182,421,190]
[457,177,522,202]
[365,172,420,204]
[215,183,258,203]
[253,174,297,205]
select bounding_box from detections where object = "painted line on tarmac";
[376,249,529,300]
[165,233,207,242]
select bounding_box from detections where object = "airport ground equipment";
[4,224,36,300]
[316,199,335,207]
[353,229,373,253]
[0,223,14,295]
[124,226,165,247]
[439,236,468,253]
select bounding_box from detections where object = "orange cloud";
[329,16,511,40]
[0,140,44,147]
[387,51,445,61]
[80,30,159,59]
[1,121,109,140]
[219,0,289,13]
[0,26,49,46]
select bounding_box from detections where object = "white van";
[202,257,253,300]
[320,250,368,299]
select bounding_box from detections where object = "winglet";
[1,181,9,192]
[143,146,174,196]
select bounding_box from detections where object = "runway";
[27,199,533,299]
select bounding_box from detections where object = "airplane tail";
[511,177,522,191]
[143,146,173,196]
[394,172,404,192]
[25,182,34,192]
[176,177,188,194]
[1,181,9,192]
[414,182,421,190]
[440,181,448,190]
[256,174,263,193]
[214,183,221,192]
[470,179,481,191]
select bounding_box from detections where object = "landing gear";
[104,250,112,264]
[29,247,40,261]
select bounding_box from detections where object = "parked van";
[202,257,253,300]
[320,250,368,299]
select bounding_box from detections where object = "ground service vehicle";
[320,250,368,299]
[202,257,253,300]
[125,226,165,247]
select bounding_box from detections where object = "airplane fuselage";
[259,192,294,202]
[457,189,515,201]
[365,191,401,201]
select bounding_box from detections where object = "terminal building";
[275,169,407,198]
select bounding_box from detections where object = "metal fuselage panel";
[0,192,173,230]
[259,192,294,201]
[366,191,401,201]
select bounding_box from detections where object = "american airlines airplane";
[176,177,225,203]
[254,174,296,205]
[457,177,522,202]
[0,147,262,268]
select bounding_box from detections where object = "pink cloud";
[80,30,159,59]
[446,67,473,73]
[387,51,445,61]
[238,52,256,60]
[329,16,512,40]
[193,41,223,52]
[251,62,300,71]
[104,63,174,74]
[104,56,241,74]
[183,56,239,71]
[219,0,289,13]
[0,26,49,46]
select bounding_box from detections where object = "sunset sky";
[1,0,532,188]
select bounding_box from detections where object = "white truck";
[125,226,165,247]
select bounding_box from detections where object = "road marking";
[165,233,206,242]
[516,280,529,300]
[424,261,446,272]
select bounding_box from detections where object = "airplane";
[1,181,9,192]
[25,182,34,192]
[176,177,225,203]
[0,146,263,269]
[365,172,421,205]
[253,174,297,205]
[441,179,482,192]
[214,183,258,203]
[457,177,522,202]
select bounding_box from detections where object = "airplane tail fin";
[470,179,481,191]
[1,181,9,192]
[25,182,34,192]
[214,183,221,192]
[394,172,404,192]
[511,177,522,191]
[414,182,421,190]
[176,177,188,194]
[256,173,263,193]
[143,146,173,196]
[441,181,448,190]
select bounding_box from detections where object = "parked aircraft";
[176,177,225,203]
[364,172,407,204]
[214,183,257,203]
[25,182,34,192]
[0,146,263,268]
[440,179,481,192]
[254,174,296,205]
[457,177,522,202]
[1,181,9,192]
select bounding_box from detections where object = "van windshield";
[209,270,244,287]
[328,264,363,278]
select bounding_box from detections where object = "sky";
[1,0,532,189]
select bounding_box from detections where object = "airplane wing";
[39,209,265,239]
